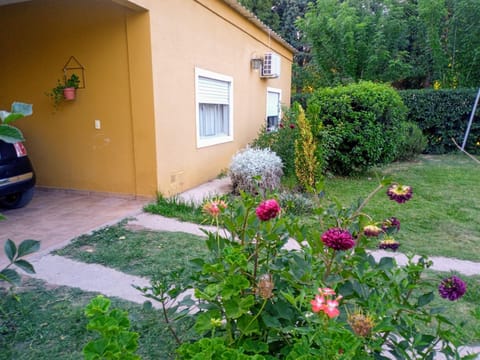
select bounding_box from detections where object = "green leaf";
[83,338,109,358]
[4,239,17,261]
[17,239,40,258]
[13,259,35,274]
[221,274,250,299]
[224,295,254,319]
[241,339,269,354]
[378,257,395,271]
[237,314,260,335]
[261,312,282,328]
[0,268,21,285]
[417,291,434,307]
[194,309,222,333]
[380,177,393,186]
[0,124,24,143]
[3,113,24,124]
[85,295,111,317]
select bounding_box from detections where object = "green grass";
[54,222,208,281]
[421,271,480,345]
[323,154,480,261]
[0,278,192,359]
[145,154,480,261]
[144,194,205,224]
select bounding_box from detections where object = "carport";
[0,0,157,197]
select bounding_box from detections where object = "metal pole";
[462,88,480,150]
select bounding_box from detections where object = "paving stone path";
[29,212,480,301]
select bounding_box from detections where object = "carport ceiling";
[0,0,30,5]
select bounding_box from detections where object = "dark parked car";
[0,102,35,209]
[0,139,35,209]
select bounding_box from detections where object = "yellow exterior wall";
[133,0,294,195]
[0,0,293,197]
[0,0,157,197]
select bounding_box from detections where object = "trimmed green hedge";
[398,89,480,154]
[307,81,407,175]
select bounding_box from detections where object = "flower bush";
[140,180,471,359]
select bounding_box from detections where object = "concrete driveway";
[0,188,150,267]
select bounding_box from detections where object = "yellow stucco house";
[0,0,294,198]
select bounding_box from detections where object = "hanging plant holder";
[47,56,86,109]
[63,56,86,89]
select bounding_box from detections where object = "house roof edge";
[221,0,296,54]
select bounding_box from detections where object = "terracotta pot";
[63,87,76,101]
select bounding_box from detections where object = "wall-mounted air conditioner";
[261,52,281,78]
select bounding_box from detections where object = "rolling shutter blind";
[198,76,230,104]
[267,91,280,116]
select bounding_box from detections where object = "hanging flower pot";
[63,87,76,101]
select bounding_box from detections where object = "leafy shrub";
[399,88,480,154]
[144,180,471,359]
[394,121,428,161]
[251,107,299,178]
[277,191,316,216]
[307,81,407,175]
[229,148,283,194]
[83,295,140,360]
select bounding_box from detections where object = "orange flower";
[203,199,227,217]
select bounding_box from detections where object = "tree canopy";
[239,0,480,90]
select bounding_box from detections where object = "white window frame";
[266,87,282,131]
[195,67,234,148]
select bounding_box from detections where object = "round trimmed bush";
[307,81,407,175]
[229,148,283,194]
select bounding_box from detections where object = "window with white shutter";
[266,88,281,131]
[195,68,233,148]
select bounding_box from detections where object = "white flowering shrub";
[229,148,283,194]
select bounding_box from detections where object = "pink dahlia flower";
[256,199,281,221]
[321,228,355,251]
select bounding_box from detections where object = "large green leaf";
[4,239,17,261]
[0,268,20,285]
[13,259,35,274]
[224,295,254,319]
[0,124,24,143]
[417,291,435,307]
[17,239,40,258]
[3,113,24,125]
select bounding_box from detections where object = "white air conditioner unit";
[261,52,281,78]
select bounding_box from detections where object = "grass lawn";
[0,278,192,360]
[323,154,480,261]
[144,154,480,262]
[54,222,208,282]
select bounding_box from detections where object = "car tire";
[0,188,34,209]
